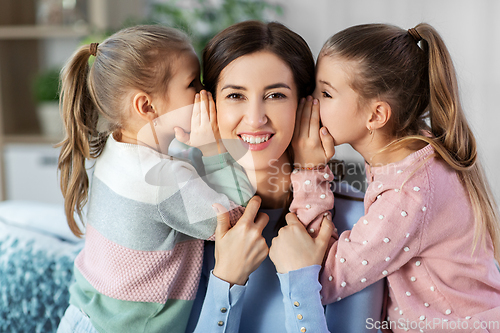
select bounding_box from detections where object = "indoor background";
[0,0,498,205]
[0,0,499,331]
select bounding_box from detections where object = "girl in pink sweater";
[283,23,500,332]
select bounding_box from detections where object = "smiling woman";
[216,51,297,173]
[186,20,385,333]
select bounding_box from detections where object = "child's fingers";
[199,90,210,127]
[285,212,302,226]
[208,91,217,125]
[309,99,321,138]
[316,213,334,249]
[207,92,224,153]
[208,92,219,136]
[299,96,313,139]
[293,97,306,141]
[320,127,336,160]
[191,93,201,129]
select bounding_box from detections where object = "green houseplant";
[33,67,60,103]
[29,0,282,138]
[32,67,63,138]
[148,0,283,56]
[80,0,283,58]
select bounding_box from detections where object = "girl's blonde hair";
[320,23,500,261]
[57,25,192,237]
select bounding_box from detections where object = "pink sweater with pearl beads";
[291,144,500,332]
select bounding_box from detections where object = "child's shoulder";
[368,144,437,184]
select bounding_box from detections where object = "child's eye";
[266,92,286,100]
[322,91,332,98]
[188,79,196,88]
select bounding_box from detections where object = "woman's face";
[216,51,298,171]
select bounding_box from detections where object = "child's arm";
[175,90,254,207]
[289,166,335,238]
[151,159,244,240]
[152,90,252,240]
[202,153,253,207]
[289,97,336,237]
[319,182,426,304]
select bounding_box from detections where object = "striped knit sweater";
[69,135,252,333]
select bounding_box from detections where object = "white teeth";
[241,134,270,144]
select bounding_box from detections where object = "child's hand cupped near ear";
[292,96,335,169]
[175,90,226,156]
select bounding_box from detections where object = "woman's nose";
[244,101,267,127]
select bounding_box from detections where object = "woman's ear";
[367,100,391,131]
[132,92,156,121]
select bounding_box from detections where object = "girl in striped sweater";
[56,25,253,333]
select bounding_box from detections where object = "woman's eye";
[266,92,286,99]
[227,93,243,100]
[322,91,332,98]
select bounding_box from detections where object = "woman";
[186,21,385,332]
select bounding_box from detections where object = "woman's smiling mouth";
[238,133,274,151]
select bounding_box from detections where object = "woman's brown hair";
[203,20,315,100]
[202,20,316,227]
[57,25,192,237]
[320,23,500,261]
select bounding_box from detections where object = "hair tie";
[89,43,99,57]
[408,28,422,43]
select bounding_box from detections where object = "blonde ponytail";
[57,45,107,237]
[57,25,192,237]
[413,23,500,261]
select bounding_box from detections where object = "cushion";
[0,221,82,332]
[0,200,82,243]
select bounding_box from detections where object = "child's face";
[314,56,370,147]
[155,50,202,134]
[215,51,298,171]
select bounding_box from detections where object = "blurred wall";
[271,0,500,203]
[38,0,500,204]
